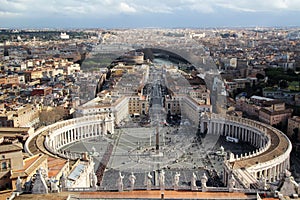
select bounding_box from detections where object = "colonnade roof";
[230,126,289,169]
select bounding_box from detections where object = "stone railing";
[26,115,113,159]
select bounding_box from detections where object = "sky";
[1,0,300,28]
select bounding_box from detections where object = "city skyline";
[1,0,300,28]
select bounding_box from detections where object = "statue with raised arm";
[174,172,180,190]
[129,172,136,191]
[201,173,208,192]
[117,172,124,192]
[191,172,197,191]
[147,172,152,190]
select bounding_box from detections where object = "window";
[2,162,7,170]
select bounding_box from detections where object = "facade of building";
[0,127,34,143]
[181,96,212,125]
[287,116,300,142]
[0,105,39,128]
[128,95,149,116]
[236,96,293,126]
[0,142,23,190]
[10,154,48,190]
[259,108,292,126]
[165,96,181,115]
[31,87,53,96]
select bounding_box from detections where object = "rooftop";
[47,156,68,178]
[11,153,48,179]
[14,190,259,200]
[0,142,23,153]
[231,125,289,169]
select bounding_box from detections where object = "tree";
[39,106,68,125]
[279,80,289,89]
[256,73,265,80]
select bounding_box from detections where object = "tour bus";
[226,136,239,143]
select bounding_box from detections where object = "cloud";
[215,0,300,12]
[1,0,300,27]
[118,2,136,13]
[1,0,300,18]
[0,11,21,17]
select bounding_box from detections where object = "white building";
[60,33,70,40]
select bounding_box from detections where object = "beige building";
[0,127,34,143]
[287,116,300,142]
[0,75,19,85]
[77,93,129,125]
[0,141,23,190]
[236,98,260,117]
[181,96,212,125]
[259,101,292,126]
[236,96,293,126]
[0,105,39,128]
[128,95,149,116]
[10,154,48,190]
[165,96,181,115]
[66,63,80,75]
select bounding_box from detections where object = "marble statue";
[59,173,66,190]
[201,173,208,192]
[279,169,300,196]
[129,172,136,191]
[147,172,152,190]
[228,174,235,192]
[220,146,225,155]
[16,176,22,192]
[258,175,267,191]
[32,168,48,194]
[93,173,98,188]
[174,172,180,190]
[159,170,165,188]
[191,172,197,191]
[49,177,59,193]
[90,172,98,188]
[117,172,124,192]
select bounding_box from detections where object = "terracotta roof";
[47,156,68,178]
[11,154,48,179]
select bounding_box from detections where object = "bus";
[226,136,239,143]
